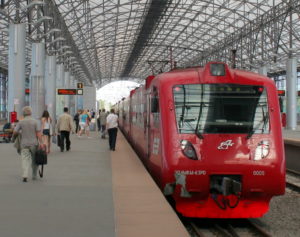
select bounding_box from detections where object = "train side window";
[151,86,159,113]
[151,97,159,113]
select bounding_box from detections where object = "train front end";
[162,62,285,218]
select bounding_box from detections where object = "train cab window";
[173,84,270,134]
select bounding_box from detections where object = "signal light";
[77,83,83,89]
[210,63,225,76]
[174,86,181,92]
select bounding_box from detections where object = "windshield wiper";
[195,85,204,139]
[246,105,269,139]
[178,86,186,129]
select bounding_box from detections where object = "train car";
[119,96,131,138]
[119,62,285,218]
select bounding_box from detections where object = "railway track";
[286,169,300,193]
[188,218,273,237]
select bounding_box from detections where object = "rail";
[188,219,273,237]
[286,169,300,193]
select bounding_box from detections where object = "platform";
[0,130,188,237]
[283,128,300,146]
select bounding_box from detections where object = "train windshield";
[173,84,269,134]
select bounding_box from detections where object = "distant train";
[116,62,285,218]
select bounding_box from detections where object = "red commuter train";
[116,62,285,218]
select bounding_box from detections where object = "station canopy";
[0,0,300,87]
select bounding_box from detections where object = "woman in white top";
[106,109,118,151]
[41,110,52,153]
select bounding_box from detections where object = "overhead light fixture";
[47,28,61,34]
[21,1,44,10]
[35,28,61,39]
[60,45,71,50]
[57,50,73,58]
[48,37,66,45]
[30,16,53,25]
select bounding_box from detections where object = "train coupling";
[210,175,242,196]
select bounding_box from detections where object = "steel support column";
[30,42,45,119]
[45,55,56,123]
[258,64,268,76]
[69,75,76,116]
[64,70,70,109]
[286,56,298,130]
[83,86,96,111]
[8,23,26,120]
[56,63,65,117]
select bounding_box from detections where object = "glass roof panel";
[0,0,299,85]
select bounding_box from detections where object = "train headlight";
[210,63,225,76]
[254,140,270,161]
[180,140,198,160]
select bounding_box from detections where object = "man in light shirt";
[57,107,74,152]
[13,106,43,182]
[106,109,118,151]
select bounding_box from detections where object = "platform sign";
[77,89,83,95]
[77,83,83,89]
[57,89,77,95]
[277,90,285,96]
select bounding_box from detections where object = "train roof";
[151,62,274,88]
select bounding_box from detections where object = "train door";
[147,86,159,159]
[146,92,151,158]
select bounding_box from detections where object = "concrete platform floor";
[0,131,189,237]
[0,132,115,237]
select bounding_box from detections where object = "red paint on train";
[116,62,285,218]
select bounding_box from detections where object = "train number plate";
[253,170,265,176]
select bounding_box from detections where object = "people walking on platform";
[57,107,74,152]
[91,109,95,119]
[78,110,91,138]
[97,109,101,131]
[41,110,53,154]
[13,106,43,182]
[99,109,107,138]
[74,110,81,134]
[106,109,118,151]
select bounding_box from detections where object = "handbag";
[35,148,47,178]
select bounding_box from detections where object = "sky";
[96,80,140,105]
